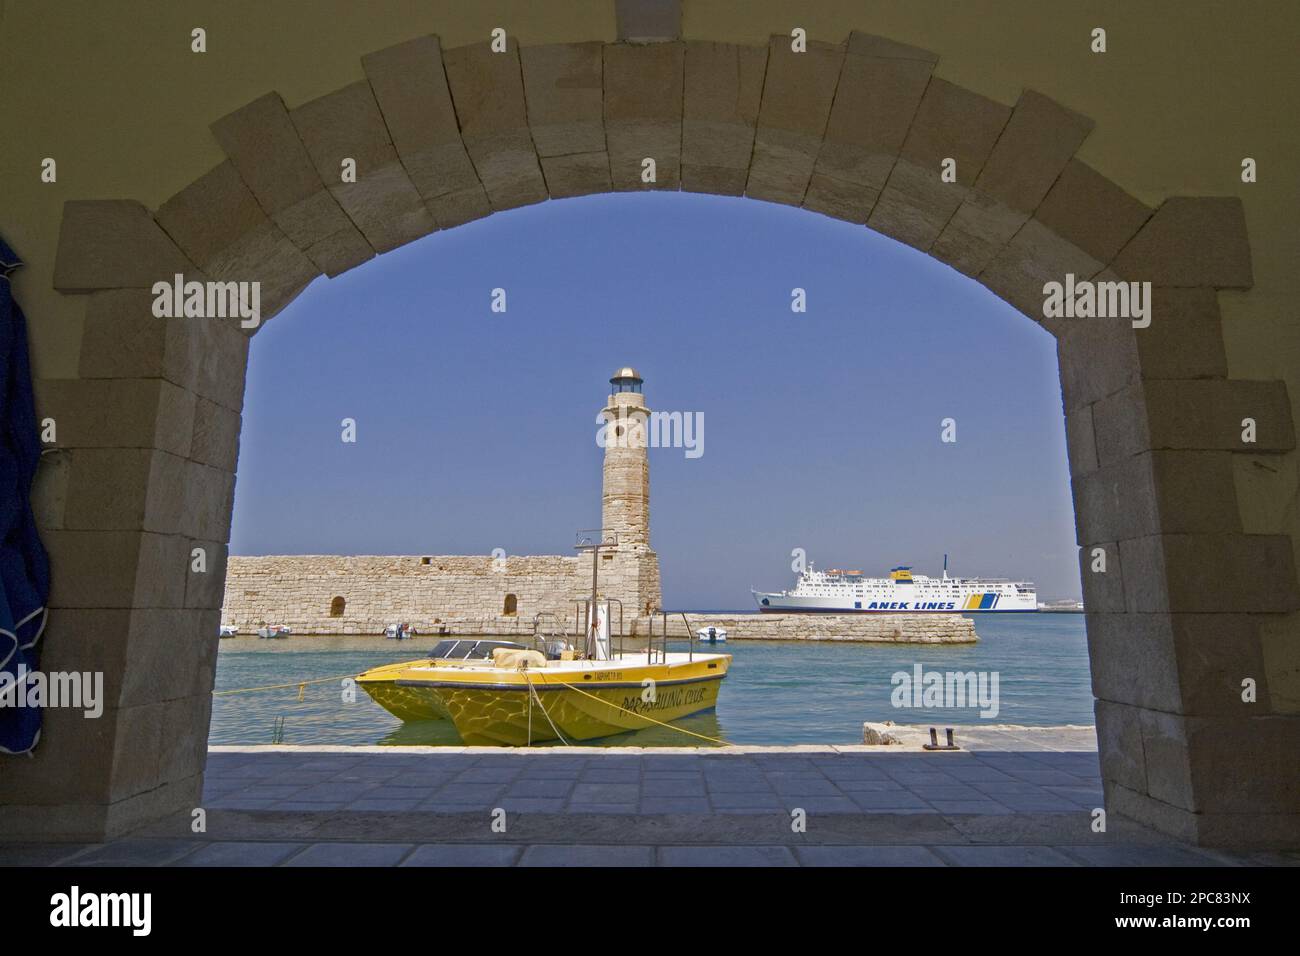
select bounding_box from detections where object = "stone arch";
[329,596,346,618]
[503,594,518,616]
[22,25,1299,848]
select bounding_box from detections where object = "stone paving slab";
[198,744,1104,818]
[6,838,1294,867]
[4,740,1297,866]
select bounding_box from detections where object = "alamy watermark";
[1042,273,1151,328]
[50,886,151,936]
[0,665,103,718]
[152,273,261,329]
[596,406,704,459]
[891,663,1000,718]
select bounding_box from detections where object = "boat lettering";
[863,601,957,610]
[620,685,709,714]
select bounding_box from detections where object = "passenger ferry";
[753,558,1037,613]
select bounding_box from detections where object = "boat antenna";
[943,553,948,580]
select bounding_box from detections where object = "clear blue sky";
[230,192,1082,606]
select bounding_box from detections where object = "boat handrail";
[529,611,572,659]
[646,609,693,665]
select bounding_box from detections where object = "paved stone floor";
[3,735,1296,866]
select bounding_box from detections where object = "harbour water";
[211,613,1091,747]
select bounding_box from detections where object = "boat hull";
[358,654,729,746]
[753,591,1038,613]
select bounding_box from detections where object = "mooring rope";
[537,674,727,745]
[523,670,569,745]
[212,674,359,698]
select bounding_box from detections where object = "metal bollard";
[923,726,961,751]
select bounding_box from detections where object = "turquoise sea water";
[210,613,1092,747]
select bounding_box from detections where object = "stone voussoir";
[804,32,937,224]
[210,91,373,277]
[1034,159,1153,266]
[603,41,685,192]
[53,200,202,293]
[155,160,320,325]
[746,36,844,206]
[867,77,1010,251]
[361,34,491,229]
[521,42,611,199]
[290,80,437,254]
[681,40,767,196]
[1112,196,1253,289]
[931,89,1094,277]
[443,39,549,212]
[979,218,1108,327]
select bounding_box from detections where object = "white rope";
[523,670,568,745]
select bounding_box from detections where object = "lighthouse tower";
[598,367,661,615]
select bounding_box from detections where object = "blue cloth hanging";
[0,237,51,754]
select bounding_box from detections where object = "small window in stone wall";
[329,596,346,617]
[503,594,518,616]
[421,557,431,565]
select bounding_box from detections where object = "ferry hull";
[753,592,1038,613]
[358,655,729,746]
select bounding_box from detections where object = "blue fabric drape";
[0,237,51,755]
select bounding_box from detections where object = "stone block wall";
[637,612,978,643]
[222,551,661,634]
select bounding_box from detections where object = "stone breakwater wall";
[653,613,978,643]
[222,556,976,643]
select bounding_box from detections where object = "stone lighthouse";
[598,367,662,616]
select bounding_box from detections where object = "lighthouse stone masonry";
[222,368,662,634]
[598,366,662,616]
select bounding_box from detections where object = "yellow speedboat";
[357,638,730,746]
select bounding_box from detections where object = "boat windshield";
[429,639,527,660]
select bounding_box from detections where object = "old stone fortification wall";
[223,553,658,634]
[225,554,580,633]
[223,556,975,642]
[649,613,978,643]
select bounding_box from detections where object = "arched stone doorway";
[6,8,1297,847]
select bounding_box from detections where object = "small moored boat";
[357,633,729,746]
[695,626,727,643]
[257,625,292,639]
[219,625,239,638]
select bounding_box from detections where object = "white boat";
[754,556,1037,613]
[384,623,416,640]
[219,625,238,638]
[1038,599,1085,612]
[257,625,292,639]
[696,626,727,643]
